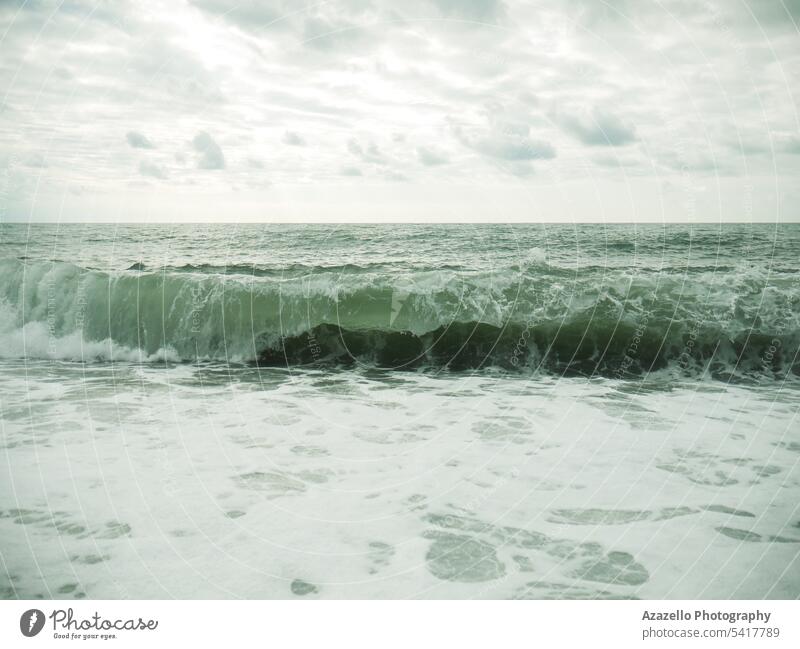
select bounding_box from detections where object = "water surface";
[0,223,798,598]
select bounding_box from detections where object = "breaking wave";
[0,257,797,378]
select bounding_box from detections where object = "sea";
[0,223,798,599]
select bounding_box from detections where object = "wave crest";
[0,258,796,377]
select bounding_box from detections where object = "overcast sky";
[0,0,798,222]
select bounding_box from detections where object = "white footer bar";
[1,600,797,648]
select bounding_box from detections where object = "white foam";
[0,321,181,363]
[1,364,797,599]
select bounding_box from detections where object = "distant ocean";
[1,223,798,599]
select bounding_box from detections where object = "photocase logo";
[20,609,45,637]
[15,607,159,640]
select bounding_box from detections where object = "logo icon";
[20,609,45,637]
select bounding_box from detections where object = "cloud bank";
[0,0,797,221]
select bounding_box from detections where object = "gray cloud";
[24,152,47,168]
[348,138,385,164]
[192,131,225,170]
[778,136,800,155]
[384,169,409,182]
[139,160,167,179]
[456,124,556,162]
[656,150,723,174]
[340,166,362,176]
[558,110,637,147]
[429,0,506,21]
[188,0,285,31]
[723,135,768,155]
[283,131,305,146]
[302,16,366,51]
[126,131,155,149]
[417,146,449,166]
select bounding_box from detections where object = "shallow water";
[0,224,798,598]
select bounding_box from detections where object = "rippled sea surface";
[0,223,798,599]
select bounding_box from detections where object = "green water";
[0,223,797,378]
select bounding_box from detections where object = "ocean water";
[0,223,798,599]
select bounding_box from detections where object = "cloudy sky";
[0,0,798,222]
